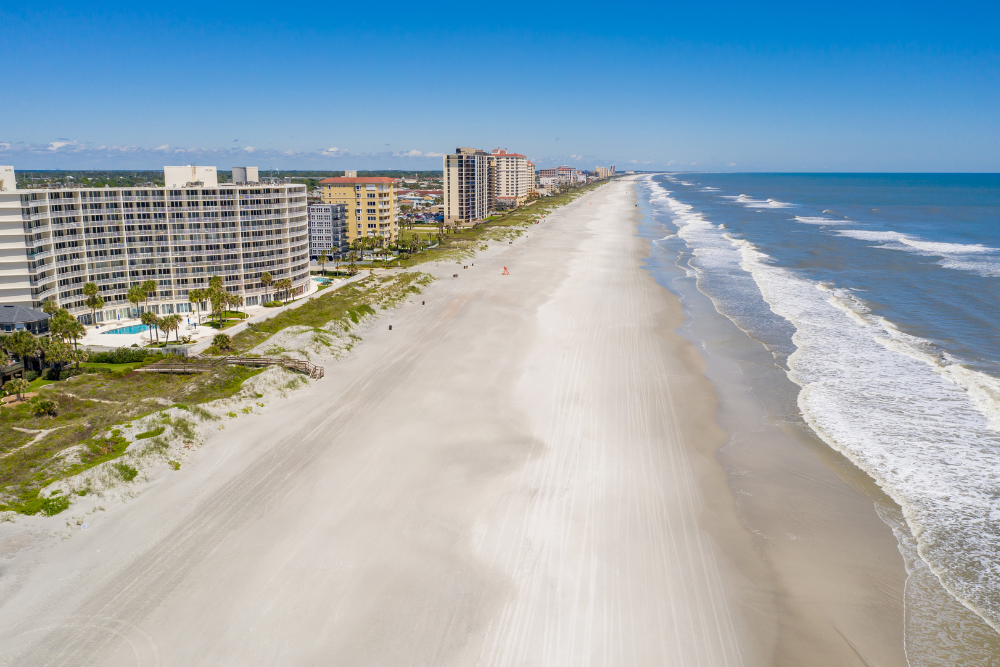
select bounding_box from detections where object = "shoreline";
[0,178,913,664]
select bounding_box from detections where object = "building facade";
[443,148,492,224]
[0,165,310,322]
[490,148,533,208]
[308,204,348,258]
[319,177,399,243]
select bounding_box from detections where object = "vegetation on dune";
[205,271,434,357]
[0,364,262,515]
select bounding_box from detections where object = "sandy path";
[0,180,759,666]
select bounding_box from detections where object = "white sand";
[0,180,761,665]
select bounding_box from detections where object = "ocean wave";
[720,194,795,209]
[647,178,1000,633]
[837,230,1000,277]
[794,216,850,225]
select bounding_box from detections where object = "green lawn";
[79,361,146,371]
[27,377,56,391]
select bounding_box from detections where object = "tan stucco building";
[319,176,399,243]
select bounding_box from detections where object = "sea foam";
[645,178,1000,633]
[837,230,1000,277]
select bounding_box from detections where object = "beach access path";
[0,180,764,666]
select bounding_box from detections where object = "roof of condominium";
[319,177,398,184]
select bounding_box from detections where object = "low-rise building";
[308,203,348,259]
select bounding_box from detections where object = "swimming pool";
[101,323,148,335]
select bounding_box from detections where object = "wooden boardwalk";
[135,355,324,380]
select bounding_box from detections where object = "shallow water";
[633,173,1000,664]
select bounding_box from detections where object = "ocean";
[636,173,1000,664]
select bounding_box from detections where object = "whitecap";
[836,230,1000,277]
[794,216,849,225]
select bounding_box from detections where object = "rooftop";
[320,177,398,184]
[0,305,50,324]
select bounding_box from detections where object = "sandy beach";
[0,179,907,665]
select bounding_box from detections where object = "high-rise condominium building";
[319,176,399,243]
[0,165,309,322]
[308,203,349,258]
[443,148,492,224]
[490,148,533,209]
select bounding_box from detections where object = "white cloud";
[283,149,296,156]
[0,143,10,151]
[244,146,255,153]
[155,144,169,152]
[47,140,84,152]
[394,149,444,158]
[321,147,342,156]
[629,159,638,164]
[667,160,676,165]
[727,162,737,167]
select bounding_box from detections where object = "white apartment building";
[0,165,309,322]
[308,203,348,258]
[490,148,532,208]
[443,148,492,224]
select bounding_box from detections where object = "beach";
[0,179,909,665]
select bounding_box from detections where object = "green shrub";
[87,347,156,364]
[135,426,165,440]
[263,301,283,307]
[29,398,58,417]
[213,334,232,351]
[111,461,138,482]
[25,370,40,382]
[11,492,71,516]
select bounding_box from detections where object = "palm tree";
[3,378,29,402]
[127,285,144,317]
[83,281,104,326]
[157,315,171,344]
[162,314,182,343]
[41,299,58,316]
[188,288,205,325]
[141,311,159,343]
[347,251,358,275]
[317,252,328,276]
[141,279,158,311]
[260,272,273,301]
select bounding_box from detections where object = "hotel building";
[319,172,400,244]
[0,165,310,323]
[443,148,493,224]
[308,203,349,258]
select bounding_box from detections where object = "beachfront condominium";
[594,166,616,180]
[0,165,309,322]
[443,147,537,224]
[490,148,533,209]
[443,148,492,224]
[308,203,349,259]
[318,172,400,244]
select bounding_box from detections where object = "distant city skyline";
[3,1,998,172]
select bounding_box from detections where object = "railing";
[136,355,324,379]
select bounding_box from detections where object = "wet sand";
[0,179,906,665]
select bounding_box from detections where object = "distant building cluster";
[442,147,614,225]
[0,164,309,323]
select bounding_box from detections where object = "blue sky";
[2,1,998,171]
